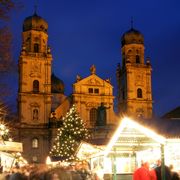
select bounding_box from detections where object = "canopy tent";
[76,141,105,160]
[0,141,23,152]
[77,117,180,180]
[103,117,165,179]
[0,141,24,172]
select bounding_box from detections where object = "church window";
[90,108,97,126]
[88,88,93,93]
[32,156,38,162]
[136,108,144,118]
[137,88,142,98]
[33,80,39,93]
[128,49,132,54]
[136,55,140,63]
[94,88,99,94]
[32,138,39,148]
[34,43,39,53]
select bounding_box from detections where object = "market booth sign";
[0,141,23,152]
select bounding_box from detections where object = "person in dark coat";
[171,172,180,180]
[155,165,172,180]
[9,172,27,180]
[169,164,180,180]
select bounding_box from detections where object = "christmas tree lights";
[50,104,90,161]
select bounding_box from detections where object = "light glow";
[104,117,166,156]
[46,156,51,165]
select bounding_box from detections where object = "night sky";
[8,0,180,116]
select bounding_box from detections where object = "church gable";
[74,74,112,88]
[73,65,113,96]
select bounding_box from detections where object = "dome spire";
[131,16,134,29]
[34,0,38,15]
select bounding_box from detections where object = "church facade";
[72,65,116,128]
[16,12,153,163]
[116,28,153,119]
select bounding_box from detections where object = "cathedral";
[16,12,153,163]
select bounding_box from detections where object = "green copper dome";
[121,28,144,47]
[51,73,64,94]
[23,12,48,33]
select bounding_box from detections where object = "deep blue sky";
[8,0,180,116]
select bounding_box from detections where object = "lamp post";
[161,144,165,180]
[112,147,117,180]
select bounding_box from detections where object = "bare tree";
[0,1,22,115]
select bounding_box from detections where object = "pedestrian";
[133,161,151,180]
[154,160,171,180]
[149,168,157,180]
[169,164,180,180]
[9,172,27,180]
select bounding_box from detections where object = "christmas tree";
[50,104,90,161]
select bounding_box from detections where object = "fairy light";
[50,104,90,161]
[104,117,166,156]
[0,121,12,141]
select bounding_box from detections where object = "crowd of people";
[0,160,179,180]
[133,160,179,180]
[0,162,99,180]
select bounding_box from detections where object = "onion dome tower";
[116,25,153,119]
[18,10,52,163]
[51,73,64,94]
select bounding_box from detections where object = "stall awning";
[104,117,166,156]
[76,141,105,160]
[0,141,23,152]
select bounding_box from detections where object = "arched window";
[32,156,38,162]
[137,88,142,98]
[127,49,132,54]
[136,108,144,118]
[34,43,39,53]
[32,138,39,148]
[90,108,97,126]
[136,55,140,63]
[33,80,39,93]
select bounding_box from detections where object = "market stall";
[0,140,25,172]
[77,117,180,179]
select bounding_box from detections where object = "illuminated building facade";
[17,12,117,163]
[116,28,153,118]
[72,65,116,128]
[18,12,53,163]
[17,12,153,163]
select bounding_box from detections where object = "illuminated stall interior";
[105,117,180,177]
[77,117,180,178]
[103,117,165,176]
[0,141,25,171]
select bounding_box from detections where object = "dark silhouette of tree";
[0,1,23,122]
[0,1,22,101]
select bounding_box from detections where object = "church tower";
[116,27,153,118]
[18,12,52,163]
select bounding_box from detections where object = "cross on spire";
[131,17,134,29]
[34,0,38,15]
